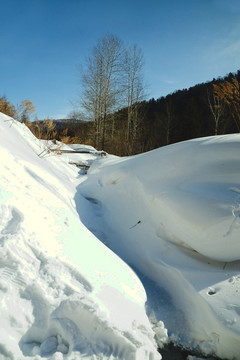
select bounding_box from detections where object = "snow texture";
[0,113,160,360]
[1,112,240,359]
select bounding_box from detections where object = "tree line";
[2,71,240,156]
[0,97,35,122]
[68,34,240,155]
[66,70,240,156]
[1,34,240,155]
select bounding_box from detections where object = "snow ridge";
[0,114,160,360]
[79,133,240,359]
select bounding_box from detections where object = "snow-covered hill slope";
[79,133,240,359]
[0,113,162,360]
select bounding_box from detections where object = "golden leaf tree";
[213,78,240,132]
[19,99,36,123]
[0,96,16,117]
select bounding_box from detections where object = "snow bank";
[2,110,240,360]
[0,113,161,360]
[79,134,240,359]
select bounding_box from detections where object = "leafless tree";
[77,35,146,152]
[165,97,173,145]
[80,34,124,149]
[207,86,225,135]
[213,78,240,133]
[123,44,145,153]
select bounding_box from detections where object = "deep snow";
[0,113,162,360]
[0,112,240,360]
[78,134,240,359]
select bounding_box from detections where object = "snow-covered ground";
[1,112,240,360]
[78,133,240,359]
[0,113,162,360]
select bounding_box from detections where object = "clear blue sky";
[1,0,240,119]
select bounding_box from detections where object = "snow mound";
[79,134,240,359]
[86,135,240,262]
[0,113,161,360]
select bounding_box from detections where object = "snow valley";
[0,112,240,360]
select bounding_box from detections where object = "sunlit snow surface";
[1,113,240,360]
[0,113,161,360]
[79,131,240,359]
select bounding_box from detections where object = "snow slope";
[2,111,240,360]
[0,113,162,360]
[79,134,240,359]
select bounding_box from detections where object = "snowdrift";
[1,111,240,360]
[0,113,161,360]
[79,134,240,359]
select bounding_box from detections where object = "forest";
[40,70,240,156]
[1,70,240,157]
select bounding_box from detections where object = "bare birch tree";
[123,44,145,153]
[207,86,224,135]
[165,96,173,145]
[77,35,146,152]
[80,34,123,149]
